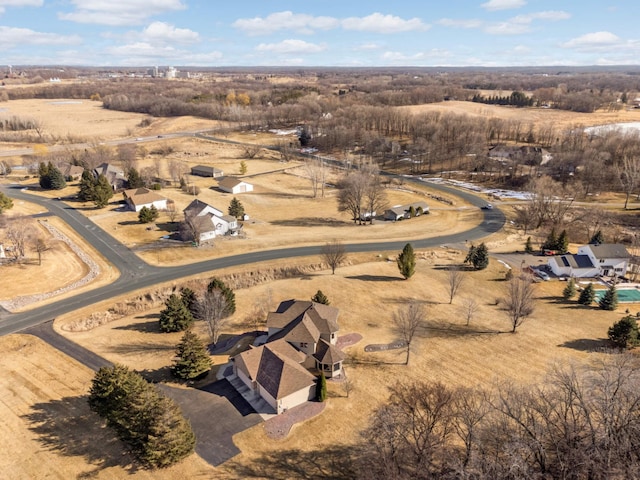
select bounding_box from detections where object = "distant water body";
[584,122,640,135]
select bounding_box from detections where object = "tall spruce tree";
[93,174,114,207]
[578,283,596,306]
[228,197,245,218]
[465,243,489,270]
[397,243,416,279]
[172,330,212,380]
[159,294,194,332]
[562,278,577,300]
[78,169,96,201]
[599,283,619,311]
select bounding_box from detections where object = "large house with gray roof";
[548,243,631,278]
[232,300,344,414]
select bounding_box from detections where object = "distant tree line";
[471,91,534,107]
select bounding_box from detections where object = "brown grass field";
[2,96,640,477]
[400,100,640,131]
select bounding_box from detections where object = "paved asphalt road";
[0,179,504,336]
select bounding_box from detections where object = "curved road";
[0,171,504,337]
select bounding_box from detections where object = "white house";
[548,243,631,278]
[183,199,237,243]
[383,201,430,221]
[232,300,345,414]
[218,177,253,194]
[123,187,168,212]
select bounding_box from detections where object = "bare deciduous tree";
[461,297,479,326]
[320,240,346,274]
[447,266,465,304]
[4,215,36,260]
[168,160,187,187]
[196,289,230,344]
[503,273,536,333]
[303,158,326,198]
[392,301,425,365]
[616,155,640,209]
[243,144,262,159]
[32,235,49,266]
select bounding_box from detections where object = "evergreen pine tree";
[524,236,534,254]
[608,315,640,348]
[0,191,13,214]
[239,161,248,175]
[138,205,159,223]
[311,290,330,305]
[172,330,212,380]
[127,167,145,188]
[78,169,96,201]
[599,283,619,311]
[47,165,67,190]
[316,372,327,402]
[590,230,605,245]
[556,229,569,253]
[140,395,196,468]
[207,278,236,315]
[38,162,51,189]
[562,278,577,300]
[542,227,557,252]
[159,294,194,332]
[93,174,114,207]
[578,283,596,306]
[397,243,416,279]
[465,243,489,270]
[228,197,245,218]
[180,287,197,314]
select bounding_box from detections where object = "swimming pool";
[594,288,640,303]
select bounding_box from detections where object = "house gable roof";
[267,300,339,336]
[313,339,345,365]
[586,243,631,259]
[183,199,223,217]
[557,254,594,269]
[218,176,246,189]
[236,339,314,400]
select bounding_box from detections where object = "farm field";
[400,100,640,131]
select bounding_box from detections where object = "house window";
[300,342,308,348]
[600,259,605,263]
[615,267,623,272]
[324,364,331,371]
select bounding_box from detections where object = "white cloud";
[234,11,427,36]
[484,10,570,35]
[511,10,571,23]
[381,51,426,62]
[0,0,42,14]
[0,26,81,47]
[437,18,483,29]
[342,13,428,33]
[354,42,382,51]
[256,39,326,54]
[233,11,338,36]
[141,22,199,44]
[59,0,186,26]
[481,0,526,11]
[561,31,622,50]
[104,41,222,65]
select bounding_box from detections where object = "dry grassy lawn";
[53,246,632,477]
[3,97,640,477]
[0,334,215,479]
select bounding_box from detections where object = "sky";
[1,0,638,67]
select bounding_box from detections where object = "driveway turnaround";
[158,379,262,467]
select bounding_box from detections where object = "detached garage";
[191,165,224,178]
[218,177,254,194]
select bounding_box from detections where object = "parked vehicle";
[481,203,493,210]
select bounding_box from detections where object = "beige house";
[218,177,254,194]
[183,198,237,242]
[232,300,344,414]
[123,187,168,212]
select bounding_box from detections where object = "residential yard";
[0,334,214,479]
[52,247,632,477]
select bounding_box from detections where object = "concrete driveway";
[158,379,262,467]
